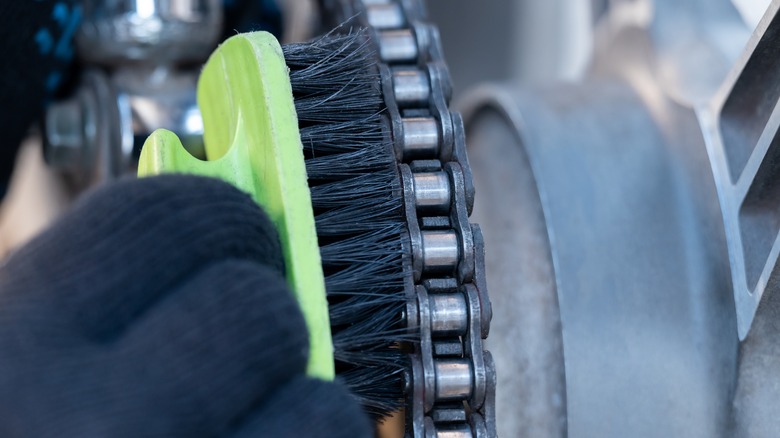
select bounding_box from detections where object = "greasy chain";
[320,1,496,436]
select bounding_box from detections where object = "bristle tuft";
[283,31,410,418]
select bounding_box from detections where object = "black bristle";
[282,31,411,419]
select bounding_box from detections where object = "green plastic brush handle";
[136,32,334,381]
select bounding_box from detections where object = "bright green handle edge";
[137,32,334,381]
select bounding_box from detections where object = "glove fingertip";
[232,377,373,438]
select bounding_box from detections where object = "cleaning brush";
[289,32,409,417]
[138,30,409,419]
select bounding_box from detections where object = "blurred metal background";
[3,1,780,436]
[430,0,780,436]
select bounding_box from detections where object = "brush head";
[139,30,411,417]
[284,32,411,419]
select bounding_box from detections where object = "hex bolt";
[44,97,88,174]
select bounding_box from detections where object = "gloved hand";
[0,175,371,437]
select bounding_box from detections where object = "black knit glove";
[0,175,371,438]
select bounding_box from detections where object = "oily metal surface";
[467,108,567,438]
[461,79,738,437]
